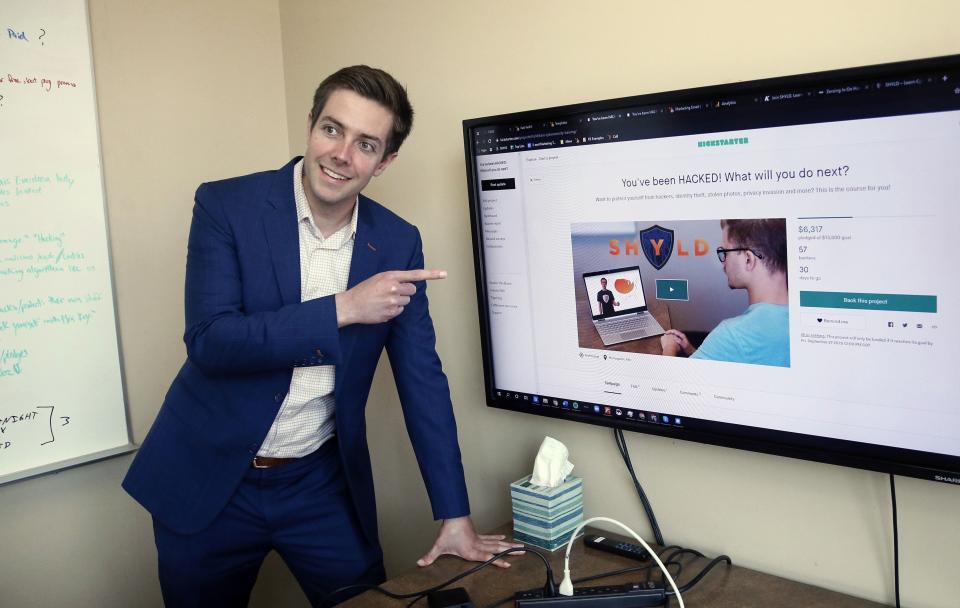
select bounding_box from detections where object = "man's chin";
[310,180,357,206]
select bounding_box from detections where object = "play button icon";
[656,279,689,301]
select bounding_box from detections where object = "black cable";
[573,560,682,585]
[406,547,551,608]
[323,546,541,607]
[614,428,665,545]
[661,547,704,564]
[890,474,901,608]
[663,554,733,607]
[474,546,558,608]
[569,544,728,598]
[321,582,411,606]
[609,428,734,606]
[672,554,732,594]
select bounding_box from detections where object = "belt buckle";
[252,456,270,469]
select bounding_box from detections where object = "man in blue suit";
[123,66,518,606]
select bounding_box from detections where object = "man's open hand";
[335,269,446,327]
[417,516,524,569]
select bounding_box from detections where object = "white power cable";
[558,516,684,608]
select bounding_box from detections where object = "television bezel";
[462,54,960,486]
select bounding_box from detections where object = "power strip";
[513,581,665,607]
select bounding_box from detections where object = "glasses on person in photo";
[716,247,764,262]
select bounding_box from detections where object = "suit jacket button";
[275,392,284,403]
[315,350,324,358]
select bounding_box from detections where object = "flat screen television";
[462,55,960,484]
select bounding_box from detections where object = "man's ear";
[306,112,315,138]
[373,152,398,177]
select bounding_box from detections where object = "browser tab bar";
[470,64,960,156]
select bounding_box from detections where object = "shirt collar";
[293,158,358,242]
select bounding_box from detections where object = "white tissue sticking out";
[530,436,574,487]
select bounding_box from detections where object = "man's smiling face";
[302,88,397,212]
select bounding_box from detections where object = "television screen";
[463,55,960,484]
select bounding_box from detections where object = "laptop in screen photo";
[582,266,665,346]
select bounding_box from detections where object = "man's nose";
[331,139,352,164]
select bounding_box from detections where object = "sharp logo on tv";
[935,475,960,485]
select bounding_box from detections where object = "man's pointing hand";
[336,269,446,327]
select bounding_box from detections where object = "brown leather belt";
[252,455,298,469]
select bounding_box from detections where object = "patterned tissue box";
[510,474,583,551]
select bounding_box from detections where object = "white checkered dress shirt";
[257,159,357,458]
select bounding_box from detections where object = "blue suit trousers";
[152,440,386,607]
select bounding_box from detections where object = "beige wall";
[1,1,958,607]
[277,1,959,607]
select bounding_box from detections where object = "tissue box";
[510,474,583,551]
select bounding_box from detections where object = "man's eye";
[359,141,377,153]
[323,125,338,136]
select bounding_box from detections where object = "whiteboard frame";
[0,0,138,486]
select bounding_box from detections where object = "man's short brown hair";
[721,218,787,275]
[308,65,414,157]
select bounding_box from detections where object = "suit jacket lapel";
[337,196,381,391]
[347,195,380,289]
[260,165,382,391]
[263,158,302,306]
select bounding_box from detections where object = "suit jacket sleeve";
[182,182,342,375]
[386,227,471,521]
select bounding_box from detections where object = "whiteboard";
[0,0,133,484]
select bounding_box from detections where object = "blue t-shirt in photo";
[691,303,790,367]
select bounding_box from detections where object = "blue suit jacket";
[123,158,470,541]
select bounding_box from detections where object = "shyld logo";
[607,224,710,269]
[639,225,674,270]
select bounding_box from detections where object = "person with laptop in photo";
[660,218,789,367]
[583,268,665,347]
[596,277,620,315]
